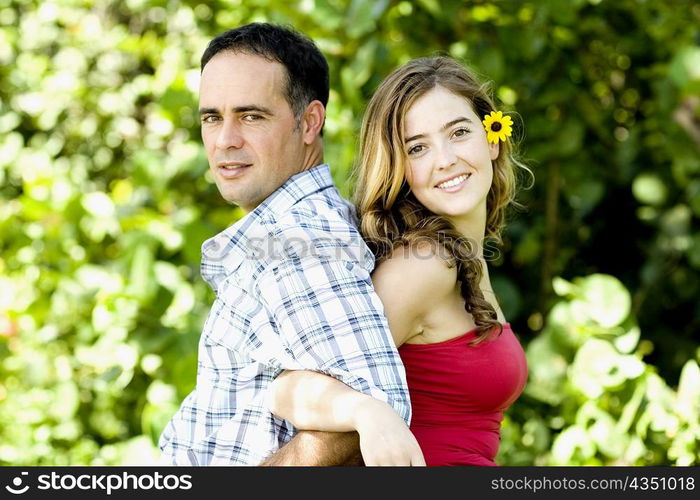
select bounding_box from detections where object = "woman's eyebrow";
[404,117,473,143]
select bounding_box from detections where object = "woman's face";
[402,86,499,231]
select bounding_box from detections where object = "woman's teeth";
[436,174,468,189]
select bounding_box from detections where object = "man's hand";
[259,430,362,466]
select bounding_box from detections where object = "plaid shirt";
[159,163,410,465]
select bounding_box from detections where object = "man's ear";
[489,140,500,161]
[301,100,325,145]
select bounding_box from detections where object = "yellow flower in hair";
[482,111,513,144]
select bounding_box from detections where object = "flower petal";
[483,111,513,143]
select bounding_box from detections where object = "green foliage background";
[1,0,698,465]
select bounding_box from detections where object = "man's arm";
[257,255,411,423]
[255,252,413,465]
[259,430,362,466]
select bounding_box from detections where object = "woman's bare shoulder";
[370,242,457,345]
[372,242,457,305]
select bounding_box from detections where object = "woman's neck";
[447,207,487,260]
[447,209,506,323]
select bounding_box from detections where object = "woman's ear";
[301,100,325,145]
[489,140,500,161]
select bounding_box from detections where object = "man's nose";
[215,120,244,150]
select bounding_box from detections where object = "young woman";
[267,56,530,466]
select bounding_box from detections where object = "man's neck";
[300,140,324,173]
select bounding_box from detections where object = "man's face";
[199,51,306,211]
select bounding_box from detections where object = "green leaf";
[551,425,595,464]
[669,46,700,86]
[524,333,568,404]
[48,382,79,420]
[571,339,635,398]
[126,242,156,300]
[632,174,668,206]
[613,326,640,354]
[552,276,576,297]
[579,274,631,328]
[345,0,388,38]
[675,360,700,423]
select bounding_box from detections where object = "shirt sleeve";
[255,254,411,425]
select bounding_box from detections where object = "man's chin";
[217,189,257,213]
[216,188,243,207]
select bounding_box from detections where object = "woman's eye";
[453,127,470,138]
[408,144,424,155]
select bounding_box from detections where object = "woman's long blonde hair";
[353,56,530,342]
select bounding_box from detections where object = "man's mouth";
[218,162,251,170]
[217,163,251,178]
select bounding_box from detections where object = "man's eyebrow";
[233,105,274,115]
[198,105,274,116]
[404,116,473,143]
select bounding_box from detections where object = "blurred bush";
[0,0,697,464]
[498,274,699,465]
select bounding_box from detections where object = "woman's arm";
[268,369,424,465]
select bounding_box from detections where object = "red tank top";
[398,323,527,466]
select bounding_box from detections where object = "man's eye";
[202,115,219,123]
[243,114,263,122]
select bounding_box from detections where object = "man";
[159,22,411,465]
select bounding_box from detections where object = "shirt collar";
[200,163,334,287]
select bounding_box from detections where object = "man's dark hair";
[201,23,329,122]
